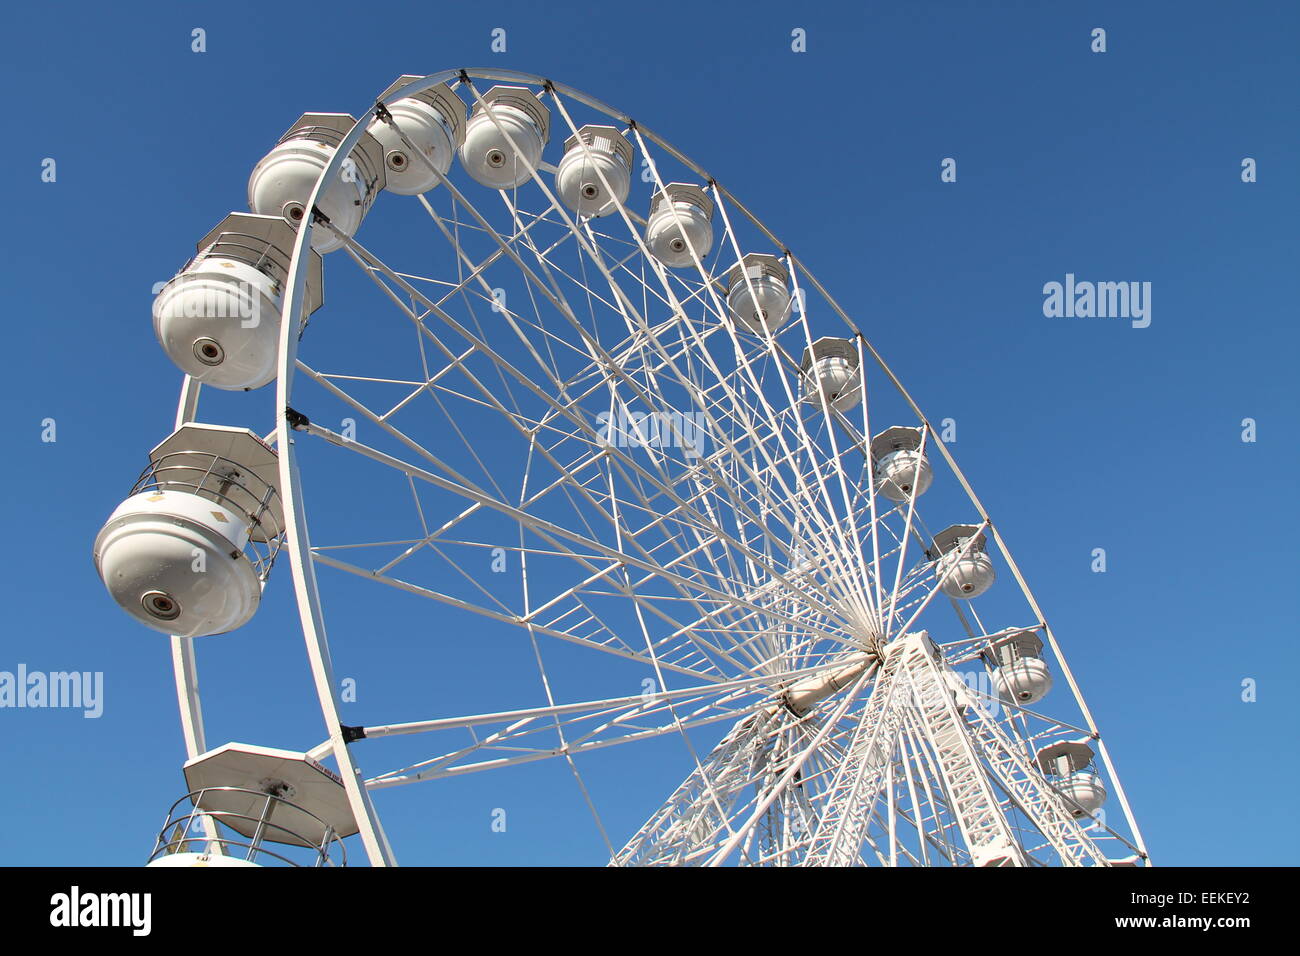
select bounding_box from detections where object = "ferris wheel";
[91,68,1149,867]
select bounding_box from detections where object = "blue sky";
[1,0,1297,866]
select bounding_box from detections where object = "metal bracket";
[284,406,311,431]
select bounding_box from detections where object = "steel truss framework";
[163,68,1149,867]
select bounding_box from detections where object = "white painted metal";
[932,525,996,599]
[555,124,632,217]
[147,852,261,867]
[1056,773,1108,817]
[181,743,358,845]
[148,424,284,541]
[645,183,714,267]
[800,337,862,412]
[247,113,385,253]
[957,697,1106,865]
[273,111,400,865]
[164,378,224,853]
[458,86,548,189]
[726,253,791,334]
[369,77,465,195]
[870,425,933,502]
[92,488,261,636]
[781,652,873,717]
[994,656,1053,704]
[276,70,1149,868]
[92,421,286,636]
[153,213,324,390]
[119,68,1149,868]
[801,639,912,866]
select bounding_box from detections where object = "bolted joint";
[285,406,311,431]
[340,724,367,744]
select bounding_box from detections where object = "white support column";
[166,374,224,854]
[803,645,907,866]
[898,638,1022,867]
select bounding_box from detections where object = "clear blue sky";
[1,0,1296,866]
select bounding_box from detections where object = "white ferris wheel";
[91,68,1149,867]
